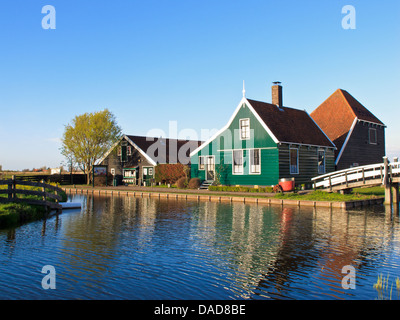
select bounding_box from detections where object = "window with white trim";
[249,149,261,174]
[127,146,132,156]
[369,128,377,144]
[239,118,250,140]
[290,148,299,174]
[233,150,243,174]
[198,156,205,170]
[318,149,325,174]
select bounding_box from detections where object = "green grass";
[0,182,67,202]
[353,186,384,196]
[208,185,274,193]
[0,203,47,229]
[0,182,67,229]
[274,190,380,202]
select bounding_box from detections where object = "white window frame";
[127,146,132,156]
[232,150,244,175]
[239,118,250,140]
[317,149,326,175]
[198,156,205,170]
[369,128,377,145]
[249,148,261,174]
[289,147,299,175]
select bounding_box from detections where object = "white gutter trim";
[335,117,358,166]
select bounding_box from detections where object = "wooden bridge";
[311,157,400,205]
[0,176,63,211]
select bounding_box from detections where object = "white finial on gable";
[242,80,246,98]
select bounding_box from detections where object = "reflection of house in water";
[253,206,392,299]
[193,201,283,298]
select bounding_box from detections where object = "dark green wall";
[191,102,279,186]
[278,144,335,185]
[191,101,335,187]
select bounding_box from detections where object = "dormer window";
[240,118,250,140]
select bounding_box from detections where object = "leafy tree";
[61,109,122,184]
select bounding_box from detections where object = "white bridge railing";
[311,162,400,190]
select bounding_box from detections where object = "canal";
[0,194,399,300]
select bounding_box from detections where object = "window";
[233,150,243,174]
[369,128,377,144]
[199,156,205,170]
[290,148,299,174]
[318,149,325,174]
[127,146,132,156]
[117,147,121,156]
[239,118,250,140]
[250,149,261,174]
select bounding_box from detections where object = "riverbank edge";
[62,186,384,209]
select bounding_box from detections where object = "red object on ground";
[279,179,295,192]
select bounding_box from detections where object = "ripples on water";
[0,194,399,300]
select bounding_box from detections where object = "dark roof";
[125,135,203,164]
[310,89,384,154]
[247,99,335,148]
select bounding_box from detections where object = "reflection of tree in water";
[58,195,157,285]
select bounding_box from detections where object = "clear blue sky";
[1,0,399,170]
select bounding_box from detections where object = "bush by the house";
[188,178,201,189]
[176,177,187,189]
[208,185,274,193]
[155,164,189,184]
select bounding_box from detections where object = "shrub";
[155,164,188,184]
[208,185,274,193]
[188,178,201,189]
[176,177,187,189]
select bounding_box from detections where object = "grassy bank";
[208,185,274,193]
[0,184,67,229]
[0,203,47,229]
[274,187,384,202]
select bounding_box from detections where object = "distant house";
[50,168,61,175]
[98,134,202,185]
[190,83,336,187]
[310,89,386,170]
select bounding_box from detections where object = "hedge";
[155,164,189,184]
[208,185,274,193]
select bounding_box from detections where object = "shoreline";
[62,185,385,210]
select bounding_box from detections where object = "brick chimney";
[272,81,282,107]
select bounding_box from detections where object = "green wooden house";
[190,83,336,187]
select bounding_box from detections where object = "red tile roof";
[310,89,384,153]
[247,99,335,148]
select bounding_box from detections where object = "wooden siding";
[100,138,154,181]
[337,121,385,170]
[191,102,279,186]
[278,144,335,185]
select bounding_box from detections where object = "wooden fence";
[10,174,87,185]
[0,176,63,211]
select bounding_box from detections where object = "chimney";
[272,81,282,107]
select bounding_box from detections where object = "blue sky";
[0,0,399,170]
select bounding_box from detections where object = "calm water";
[0,194,399,300]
